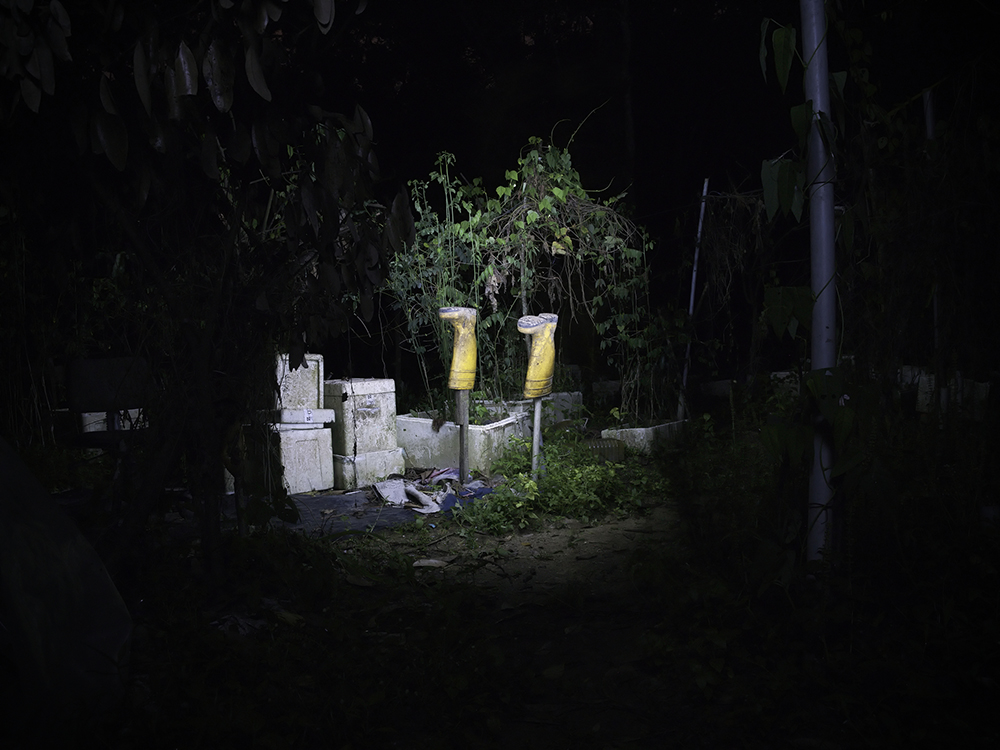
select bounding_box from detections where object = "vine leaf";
[175,40,198,96]
[26,39,55,95]
[164,67,182,120]
[244,41,272,101]
[49,0,71,34]
[790,101,811,152]
[759,18,770,81]
[20,76,41,112]
[314,0,335,34]
[772,26,797,95]
[99,74,117,114]
[134,43,152,116]
[45,17,72,61]
[202,38,235,113]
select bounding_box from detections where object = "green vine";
[387,137,661,422]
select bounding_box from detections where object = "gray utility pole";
[800,0,837,564]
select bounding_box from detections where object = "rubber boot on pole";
[439,307,477,482]
[518,313,558,482]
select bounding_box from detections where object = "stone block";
[333,447,405,490]
[276,353,324,410]
[325,378,399,455]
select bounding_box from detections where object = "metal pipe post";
[457,389,469,482]
[801,0,837,564]
[531,396,543,482]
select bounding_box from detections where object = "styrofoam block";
[272,408,336,425]
[917,374,935,413]
[324,378,399,455]
[480,392,583,426]
[333,447,405,490]
[899,365,926,388]
[600,420,687,454]
[276,353,324,410]
[276,426,333,494]
[396,412,529,472]
[81,409,142,432]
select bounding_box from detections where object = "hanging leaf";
[20,76,41,113]
[164,67,182,120]
[314,0,335,34]
[816,110,837,157]
[759,18,770,82]
[175,40,198,96]
[791,168,804,222]
[790,101,811,152]
[355,104,373,142]
[252,0,270,33]
[94,111,128,170]
[202,38,235,113]
[45,19,71,61]
[265,1,284,22]
[47,1,71,33]
[27,40,55,95]
[772,26,796,95]
[244,42,271,101]
[99,74,117,114]
[356,0,367,13]
[134,43,152,116]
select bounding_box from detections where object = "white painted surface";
[276,353,324,410]
[333,447,405,490]
[325,378,399,455]
[396,412,529,472]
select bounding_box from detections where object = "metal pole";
[678,178,709,421]
[531,397,543,483]
[801,0,837,564]
[457,389,469,482]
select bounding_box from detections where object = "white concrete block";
[272,408,336,425]
[917,374,935,413]
[81,409,142,432]
[396,412,529,473]
[479,391,583,426]
[275,425,334,494]
[600,420,687,454]
[276,353,324,409]
[333,447,405,490]
[325,379,399,455]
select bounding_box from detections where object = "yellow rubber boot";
[518,313,558,399]
[438,307,478,390]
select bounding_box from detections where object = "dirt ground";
[400,505,681,604]
[353,504,693,748]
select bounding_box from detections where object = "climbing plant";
[386,137,660,423]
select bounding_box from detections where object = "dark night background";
[2,1,1000,746]
[285,0,1000,382]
